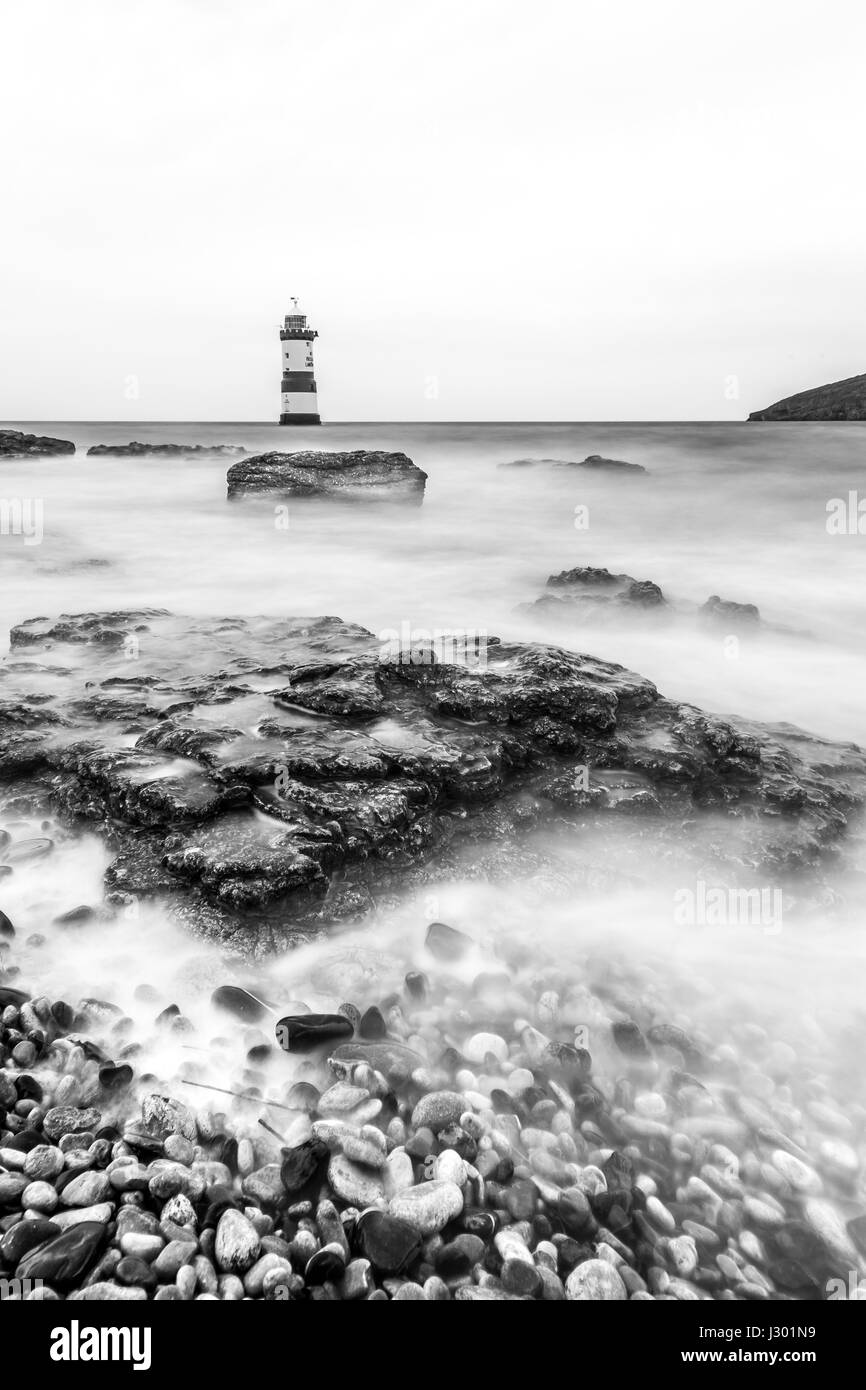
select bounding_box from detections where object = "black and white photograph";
[1,0,864,1363]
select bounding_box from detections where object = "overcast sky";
[2,0,864,421]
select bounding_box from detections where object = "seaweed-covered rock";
[0,429,75,457]
[1,608,864,944]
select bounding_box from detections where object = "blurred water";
[2,421,865,739]
[2,422,866,1177]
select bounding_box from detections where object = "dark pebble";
[353,1211,422,1275]
[275,1013,354,1054]
[611,1020,651,1058]
[359,1006,387,1040]
[16,1221,107,1290]
[404,971,428,1000]
[211,984,270,1023]
[425,920,473,962]
[53,905,97,927]
[0,1217,61,1266]
[280,1138,329,1194]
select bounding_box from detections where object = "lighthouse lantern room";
[279,298,321,425]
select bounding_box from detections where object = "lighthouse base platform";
[280,413,321,426]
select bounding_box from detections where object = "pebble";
[565,1259,627,1300]
[328,1153,385,1208]
[388,1180,464,1235]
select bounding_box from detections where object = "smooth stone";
[16,1220,107,1289]
[425,920,473,961]
[244,1253,292,1297]
[771,1149,822,1194]
[120,1232,165,1261]
[566,1258,628,1300]
[276,1013,354,1054]
[411,1092,465,1134]
[153,1238,197,1280]
[23,1145,64,1181]
[328,1153,385,1208]
[463,1032,509,1065]
[215,1209,262,1274]
[329,1040,424,1085]
[60,1171,111,1207]
[305,1241,347,1285]
[0,1217,60,1265]
[51,1204,114,1230]
[21,1181,58,1213]
[388,1180,464,1236]
[68,1283,148,1301]
[384,1149,415,1196]
[354,1210,423,1274]
[241,1165,284,1207]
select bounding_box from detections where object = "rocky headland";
[748,374,866,422]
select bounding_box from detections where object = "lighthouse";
[279,299,321,425]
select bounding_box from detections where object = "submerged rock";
[227,450,427,502]
[499,454,646,473]
[700,595,760,627]
[87,441,245,457]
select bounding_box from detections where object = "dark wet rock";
[523,566,666,622]
[305,1242,346,1285]
[98,1063,134,1091]
[499,454,646,473]
[0,983,30,1009]
[611,1020,651,1058]
[227,451,427,502]
[280,1138,329,1193]
[276,1013,354,1053]
[16,1220,107,1289]
[0,1217,61,1266]
[2,608,865,945]
[700,595,760,627]
[748,373,866,421]
[353,1210,422,1274]
[0,429,75,457]
[404,971,428,1000]
[647,1022,704,1066]
[211,985,271,1023]
[87,441,246,457]
[425,920,473,962]
[359,1005,387,1039]
[0,909,14,939]
[52,904,97,927]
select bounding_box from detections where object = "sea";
[1,420,866,1214]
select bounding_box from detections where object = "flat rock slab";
[226,450,427,501]
[2,608,865,948]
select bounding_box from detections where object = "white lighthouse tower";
[279,298,320,425]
